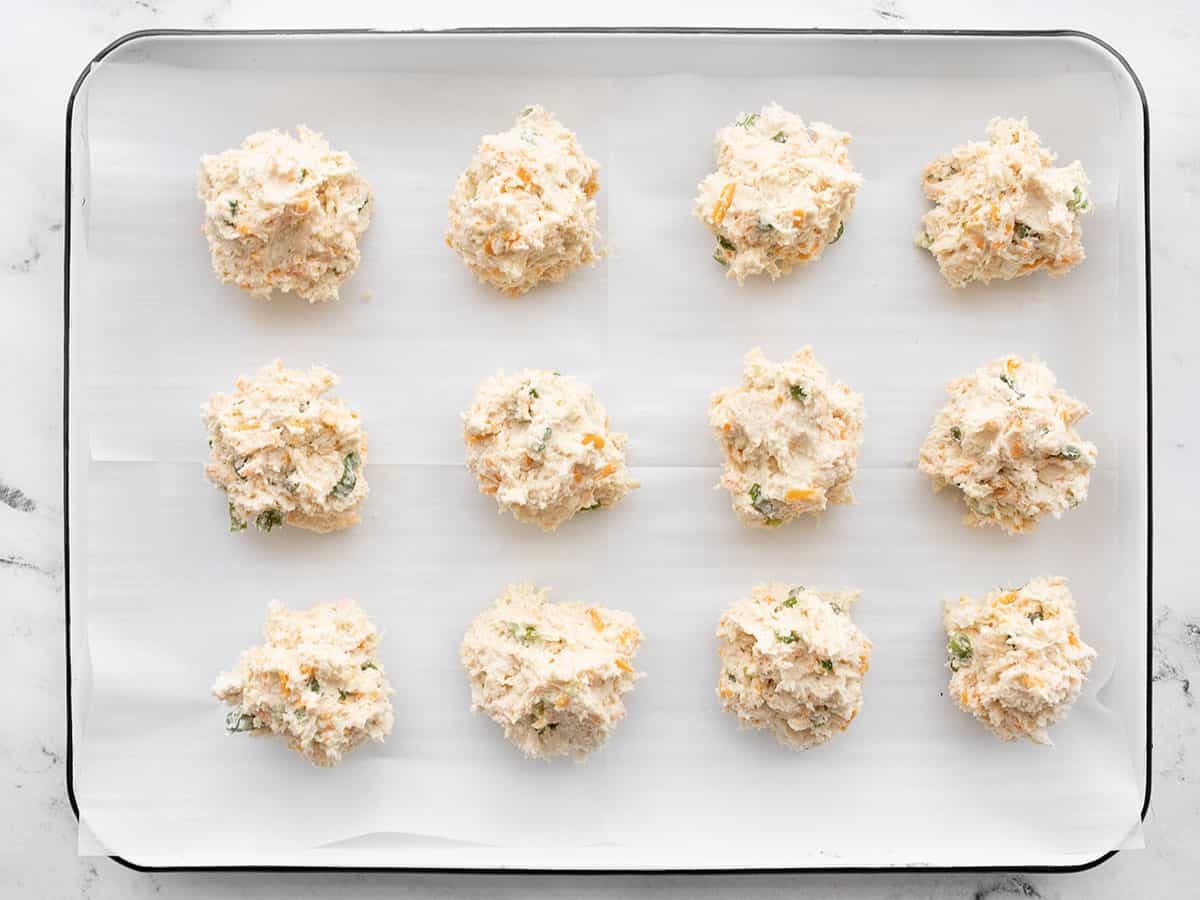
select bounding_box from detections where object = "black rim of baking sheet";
[61,25,1154,877]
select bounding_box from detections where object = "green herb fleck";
[748,482,780,523]
[713,249,728,266]
[775,630,800,644]
[532,426,552,454]
[361,661,377,671]
[947,632,973,664]
[771,130,787,143]
[1066,185,1089,212]
[1028,609,1044,623]
[1013,222,1038,240]
[358,197,369,213]
[998,374,1024,397]
[306,676,321,693]
[830,221,845,244]
[255,509,283,534]
[300,168,308,182]
[228,501,247,532]
[225,711,256,733]
[789,384,807,402]
[728,673,737,683]
[757,218,776,233]
[331,451,361,499]
[338,689,350,701]
[1057,445,1082,461]
[580,502,601,512]
[510,623,539,645]
[529,386,539,398]
[717,235,736,253]
[228,199,239,218]
[735,112,759,129]
[820,659,834,672]
[950,426,963,441]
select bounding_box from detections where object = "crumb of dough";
[916,117,1092,288]
[445,105,602,296]
[918,354,1096,535]
[710,347,864,528]
[203,360,368,534]
[361,289,373,303]
[694,103,862,285]
[197,125,372,303]
[460,583,643,761]
[212,599,394,767]
[462,368,638,531]
[944,576,1096,744]
[717,583,871,750]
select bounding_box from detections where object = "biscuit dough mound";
[916,118,1091,288]
[204,360,368,534]
[460,583,644,761]
[212,599,395,767]
[446,105,601,296]
[198,125,372,303]
[717,583,871,750]
[944,576,1096,744]
[710,347,864,528]
[918,354,1096,535]
[462,368,638,530]
[694,103,862,285]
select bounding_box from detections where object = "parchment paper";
[69,32,1147,869]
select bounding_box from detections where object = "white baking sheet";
[67,31,1149,870]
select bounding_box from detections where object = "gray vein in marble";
[973,876,1042,899]
[7,236,42,274]
[0,553,44,573]
[873,1,907,20]
[0,479,37,512]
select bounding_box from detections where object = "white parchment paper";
[69,32,1148,869]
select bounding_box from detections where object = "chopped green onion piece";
[307,676,320,693]
[790,384,807,402]
[735,112,758,129]
[255,509,283,533]
[830,221,845,243]
[717,235,736,253]
[775,631,800,644]
[228,501,247,532]
[820,659,834,672]
[331,451,361,498]
[771,131,787,143]
[1057,445,1082,460]
[950,426,963,441]
[947,632,973,662]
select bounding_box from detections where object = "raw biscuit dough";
[918,354,1096,535]
[204,360,368,534]
[198,125,372,303]
[717,583,872,750]
[446,105,601,296]
[212,599,395,767]
[710,347,864,528]
[916,117,1091,288]
[462,368,638,530]
[694,103,862,285]
[944,576,1096,744]
[460,583,644,761]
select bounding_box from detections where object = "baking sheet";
[67,31,1149,870]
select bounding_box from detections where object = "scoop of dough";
[694,103,862,285]
[717,583,871,750]
[204,360,368,534]
[460,583,644,761]
[944,576,1096,744]
[916,117,1091,288]
[710,347,864,528]
[918,354,1096,535]
[462,368,638,530]
[197,125,372,303]
[446,105,601,296]
[212,599,395,767]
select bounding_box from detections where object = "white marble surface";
[2,0,1196,896]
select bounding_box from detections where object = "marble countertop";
[3,0,1196,896]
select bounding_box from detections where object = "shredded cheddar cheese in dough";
[462,368,638,531]
[694,103,862,285]
[710,347,864,528]
[917,117,1091,288]
[446,105,602,296]
[203,360,368,535]
[944,576,1096,744]
[212,599,394,767]
[460,583,644,761]
[717,583,871,751]
[198,126,372,303]
[918,354,1096,535]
